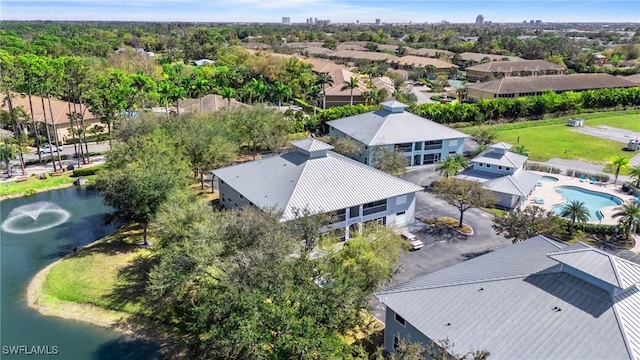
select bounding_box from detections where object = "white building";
[213,139,423,239]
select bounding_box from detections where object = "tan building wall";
[325,95,365,108]
[466,88,496,100]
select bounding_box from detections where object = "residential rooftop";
[465,59,565,72]
[327,101,469,146]
[467,73,638,95]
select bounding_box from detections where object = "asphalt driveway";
[371,165,512,321]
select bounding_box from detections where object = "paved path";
[532,158,632,184]
[410,86,435,105]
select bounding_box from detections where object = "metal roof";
[376,236,640,359]
[327,108,469,146]
[465,59,565,72]
[213,141,423,221]
[548,247,640,289]
[471,147,527,168]
[489,142,512,150]
[292,138,334,153]
[482,169,541,196]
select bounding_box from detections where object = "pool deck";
[528,172,635,225]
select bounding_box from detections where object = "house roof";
[482,169,541,196]
[376,235,640,360]
[323,69,369,96]
[459,52,523,62]
[471,146,528,168]
[336,44,367,51]
[300,57,350,73]
[241,43,272,50]
[390,56,458,69]
[284,42,324,48]
[626,74,640,84]
[467,73,638,95]
[548,246,640,289]
[377,44,415,53]
[213,139,423,221]
[193,59,215,66]
[327,105,469,146]
[3,94,97,125]
[407,48,454,57]
[465,59,565,73]
[489,142,512,150]
[304,47,336,56]
[330,50,398,62]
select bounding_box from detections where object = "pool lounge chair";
[534,197,545,204]
[590,177,596,184]
[579,175,587,182]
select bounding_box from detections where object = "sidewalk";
[0,155,106,183]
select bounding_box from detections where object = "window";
[393,335,400,350]
[505,167,511,171]
[395,313,406,326]
[486,164,492,168]
[365,217,387,226]
[220,180,225,185]
[364,158,368,165]
[332,208,346,222]
[424,140,443,150]
[349,206,360,218]
[498,166,503,170]
[240,195,244,199]
[396,211,405,216]
[449,151,456,155]
[394,143,413,152]
[414,142,423,150]
[363,199,387,216]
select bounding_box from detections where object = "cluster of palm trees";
[559,199,640,241]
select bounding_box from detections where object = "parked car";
[37,144,63,154]
[401,232,424,250]
[289,105,303,111]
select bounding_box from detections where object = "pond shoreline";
[25,235,186,359]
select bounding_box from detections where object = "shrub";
[72,165,105,177]
[561,221,617,236]
[24,189,37,196]
[524,163,562,174]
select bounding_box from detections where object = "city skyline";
[1,0,638,23]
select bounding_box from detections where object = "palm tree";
[249,78,267,103]
[315,72,333,110]
[559,200,590,234]
[425,65,437,78]
[220,86,236,109]
[190,77,211,111]
[628,165,640,187]
[157,81,175,119]
[609,155,630,184]
[613,202,640,240]
[171,86,188,116]
[341,76,359,106]
[436,154,468,178]
[272,81,292,109]
[362,90,379,106]
[305,85,322,115]
[512,144,529,156]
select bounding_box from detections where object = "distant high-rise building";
[356,20,359,24]
[535,20,542,25]
[530,20,534,25]
[316,19,331,26]
[476,14,484,25]
[375,18,381,25]
[282,17,290,25]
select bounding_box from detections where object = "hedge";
[412,87,640,125]
[72,164,105,177]
[561,221,617,236]
[524,163,562,174]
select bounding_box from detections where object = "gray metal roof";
[489,142,512,150]
[548,247,640,289]
[213,142,423,221]
[482,169,541,196]
[327,108,469,146]
[292,138,334,153]
[471,147,527,168]
[455,169,503,183]
[376,235,640,359]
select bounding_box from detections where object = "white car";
[401,232,424,250]
[289,105,303,111]
[37,144,63,154]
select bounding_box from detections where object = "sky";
[1,0,639,24]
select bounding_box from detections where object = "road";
[19,142,111,163]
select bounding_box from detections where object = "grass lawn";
[463,110,640,166]
[0,166,102,198]
[42,225,151,315]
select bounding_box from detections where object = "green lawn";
[42,225,150,315]
[463,110,640,165]
[0,167,100,198]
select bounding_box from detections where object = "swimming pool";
[540,176,559,182]
[551,186,623,221]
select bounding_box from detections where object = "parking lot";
[371,165,512,321]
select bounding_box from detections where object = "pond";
[1,187,161,359]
